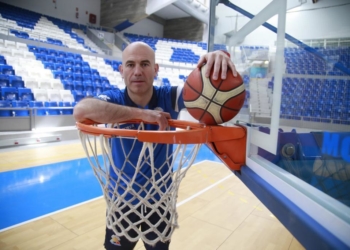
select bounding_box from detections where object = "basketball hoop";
[76,119,246,245]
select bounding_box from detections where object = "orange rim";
[76,119,246,144]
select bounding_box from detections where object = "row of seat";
[0,100,75,116]
[279,114,350,125]
[0,1,98,54]
[267,75,350,123]
[0,87,32,101]
[28,45,83,59]
[0,74,24,88]
[286,69,346,76]
[1,81,113,100]
[1,43,121,98]
[283,77,348,84]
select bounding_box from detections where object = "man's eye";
[126,64,133,67]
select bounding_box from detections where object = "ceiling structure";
[153,4,191,20]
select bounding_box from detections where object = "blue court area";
[0,144,220,230]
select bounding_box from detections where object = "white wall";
[0,0,101,26]
[123,18,164,38]
[215,0,350,46]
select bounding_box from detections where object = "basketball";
[182,64,246,125]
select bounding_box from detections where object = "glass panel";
[213,0,350,210]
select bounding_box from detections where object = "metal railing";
[86,28,112,56]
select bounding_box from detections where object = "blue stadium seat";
[0,56,6,65]
[83,90,94,97]
[55,57,65,64]
[102,82,111,91]
[82,73,91,81]
[64,65,74,72]
[0,65,15,75]
[10,29,20,37]
[82,66,91,74]
[62,80,74,90]
[73,81,84,91]
[38,47,48,54]
[91,69,99,76]
[63,72,73,81]
[52,70,64,80]
[66,53,75,59]
[45,101,60,115]
[73,65,83,74]
[12,100,29,116]
[1,87,18,101]
[57,51,66,58]
[45,55,56,63]
[0,75,9,87]
[43,62,55,70]
[112,65,120,71]
[28,45,39,53]
[65,58,75,66]
[35,53,46,61]
[47,38,63,46]
[9,76,24,88]
[18,88,34,102]
[0,100,12,117]
[73,54,83,61]
[92,76,101,84]
[73,73,82,81]
[47,49,58,56]
[59,101,73,115]
[76,38,84,44]
[93,82,103,93]
[83,81,93,92]
[29,101,47,116]
[82,62,90,67]
[71,90,85,102]
[100,77,110,84]
[74,61,83,67]
[54,63,65,71]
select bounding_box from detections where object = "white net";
[78,123,201,246]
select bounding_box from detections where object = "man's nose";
[133,64,142,75]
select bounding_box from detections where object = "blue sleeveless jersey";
[96,86,185,204]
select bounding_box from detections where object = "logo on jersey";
[98,95,110,101]
[110,235,121,246]
[154,107,164,112]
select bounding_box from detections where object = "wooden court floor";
[0,140,305,250]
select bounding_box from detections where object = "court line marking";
[177,174,233,207]
[0,196,103,233]
[0,161,232,233]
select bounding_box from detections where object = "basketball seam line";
[198,70,216,122]
[185,79,245,112]
[206,78,223,122]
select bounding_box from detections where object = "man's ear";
[119,64,123,76]
[154,63,159,75]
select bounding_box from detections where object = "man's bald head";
[122,42,156,64]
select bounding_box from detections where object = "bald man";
[74,42,237,250]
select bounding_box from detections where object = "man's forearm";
[73,98,143,124]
